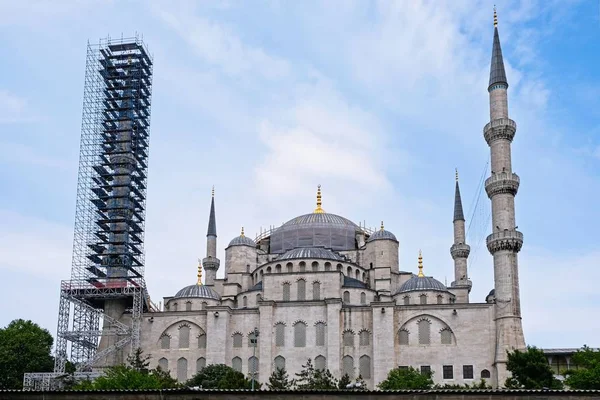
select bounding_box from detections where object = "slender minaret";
[203,187,220,285]
[450,169,471,302]
[484,8,525,386]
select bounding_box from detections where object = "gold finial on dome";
[417,250,424,277]
[381,221,385,231]
[197,259,203,285]
[241,226,245,237]
[493,5,498,27]
[314,185,325,214]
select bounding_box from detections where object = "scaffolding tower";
[24,36,154,390]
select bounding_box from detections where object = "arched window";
[179,325,190,348]
[441,328,452,345]
[173,302,178,312]
[233,332,243,348]
[437,295,443,304]
[248,331,258,347]
[201,301,207,310]
[256,293,262,303]
[343,330,354,347]
[337,264,343,271]
[283,282,291,301]
[342,355,354,379]
[312,261,319,271]
[286,262,293,273]
[355,269,360,279]
[232,356,242,372]
[312,281,321,300]
[160,334,170,349]
[403,296,410,305]
[197,330,207,349]
[196,357,206,372]
[362,272,366,281]
[297,279,306,301]
[246,264,250,273]
[315,322,326,346]
[315,355,326,371]
[481,369,491,379]
[418,319,431,345]
[347,266,352,276]
[158,357,168,371]
[294,321,306,347]
[343,291,350,303]
[359,355,371,379]
[325,262,331,271]
[177,357,188,382]
[398,329,409,345]
[360,292,366,305]
[243,296,248,307]
[275,323,285,347]
[260,270,264,278]
[275,264,281,273]
[299,261,306,272]
[248,356,259,381]
[185,301,192,311]
[420,294,427,305]
[274,355,286,371]
[359,330,370,346]
[266,266,272,273]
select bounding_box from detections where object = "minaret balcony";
[450,243,471,259]
[202,256,220,270]
[484,118,516,144]
[485,172,520,198]
[486,229,523,254]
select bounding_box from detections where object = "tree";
[505,346,563,389]
[338,373,352,389]
[267,367,292,390]
[186,364,256,389]
[378,366,434,390]
[294,358,338,390]
[434,379,492,389]
[0,319,54,389]
[564,346,600,389]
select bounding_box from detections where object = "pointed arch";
[440,327,454,345]
[196,357,206,372]
[159,333,171,349]
[274,322,285,347]
[359,355,371,379]
[274,355,286,371]
[178,324,190,348]
[232,331,243,348]
[177,357,188,382]
[315,321,326,346]
[158,357,168,371]
[315,355,326,371]
[342,329,354,347]
[417,318,431,345]
[294,320,307,347]
[358,329,370,346]
[232,356,242,372]
[342,355,354,379]
[398,329,409,345]
[297,278,306,300]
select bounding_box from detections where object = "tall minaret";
[450,169,471,302]
[484,8,525,386]
[203,187,220,285]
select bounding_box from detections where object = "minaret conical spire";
[453,169,465,222]
[207,186,217,237]
[203,187,220,285]
[489,7,508,89]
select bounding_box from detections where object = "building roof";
[395,275,448,295]
[366,228,397,243]
[489,26,508,89]
[343,276,367,289]
[207,195,217,237]
[174,284,220,300]
[248,281,263,292]
[228,234,256,248]
[454,181,465,222]
[277,247,345,261]
[282,212,358,228]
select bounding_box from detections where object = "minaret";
[484,8,525,386]
[203,187,220,285]
[450,169,471,302]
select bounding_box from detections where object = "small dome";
[395,276,448,295]
[277,247,345,261]
[228,235,256,248]
[367,229,397,243]
[175,284,220,300]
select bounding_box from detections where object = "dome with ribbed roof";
[175,284,220,300]
[277,246,345,261]
[367,223,397,243]
[395,275,448,295]
[228,228,256,248]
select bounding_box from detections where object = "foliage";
[72,349,179,390]
[186,364,257,389]
[338,373,352,389]
[267,367,292,390]
[564,346,600,389]
[505,346,563,389]
[294,358,338,390]
[434,379,492,389]
[0,319,54,389]
[378,366,434,390]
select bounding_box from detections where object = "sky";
[0,0,599,350]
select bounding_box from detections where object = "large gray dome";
[175,284,220,300]
[270,212,359,254]
[277,246,345,261]
[395,276,448,295]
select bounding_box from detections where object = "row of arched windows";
[398,321,453,345]
[158,356,206,382]
[342,355,371,379]
[342,291,368,304]
[167,301,208,311]
[253,262,367,284]
[402,294,456,305]
[281,280,321,301]
[160,325,206,350]
[231,331,258,348]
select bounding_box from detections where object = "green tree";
[186,364,256,389]
[267,367,292,390]
[0,319,54,389]
[434,379,492,389]
[378,366,434,390]
[564,346,600,389]
[294,358,338,389]
[338,373,352,389]
[505,346,563,389]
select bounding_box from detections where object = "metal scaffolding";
[24,35,154,390]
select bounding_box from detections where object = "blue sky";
[0,0,598,349]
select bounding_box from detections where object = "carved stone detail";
[484,118,517,144]
[486,230,523,254]
[450,243,470,259]
[485,172,520,198]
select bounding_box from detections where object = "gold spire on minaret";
[314,185,325,213]
[380,221,385,231]
[211,186,215,198]
[455,168,459,182]
[241,226,245,237]
[197,259,203,285]
[417,250,424,277]
[493,5,498,27]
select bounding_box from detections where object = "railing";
[485,171,520,187]
[486,230,523,242]
[483,117,516,133]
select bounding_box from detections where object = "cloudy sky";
[0,0,598,349]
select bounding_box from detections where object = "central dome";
[270,212,359,254]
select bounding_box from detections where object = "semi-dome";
[175,284,220,300]
[277,246,345,261]
[228,228,256,248]
[367,222,397,243]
